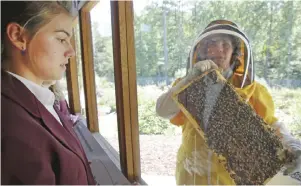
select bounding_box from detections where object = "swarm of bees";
[175,69,295,185]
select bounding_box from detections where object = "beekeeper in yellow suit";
[156,20,301,185]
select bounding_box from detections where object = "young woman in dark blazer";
[1,1,96,184]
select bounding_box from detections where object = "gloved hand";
[185,60,218,83]
[272,121,301,176]
[156,60,218,119]
[283,150,301,176]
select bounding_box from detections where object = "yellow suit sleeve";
[169,78,186,126]
[249,83,278,125]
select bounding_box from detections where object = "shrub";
[137,85,175,134]
[138,98,172,134]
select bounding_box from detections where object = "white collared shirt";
[7,71,63,126]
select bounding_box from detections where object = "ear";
[5,22,29,51]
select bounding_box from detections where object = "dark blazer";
[1,71,96,185]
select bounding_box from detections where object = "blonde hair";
[49,82,66,102]
[1,1,75,60]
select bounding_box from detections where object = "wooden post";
[78,1,99,132]
[111,0,141,183]
[66,29,81,114]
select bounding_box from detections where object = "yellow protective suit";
[171,77,278,185]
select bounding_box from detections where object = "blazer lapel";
[38,102,88,165]
[1,71,87,166]
[53,105,86,157]
[52,105,93,181]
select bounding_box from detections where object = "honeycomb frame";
[172,69,294,185]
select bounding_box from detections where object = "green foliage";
[138,98,172,134]
[133,0,301,81]
[89,1,301,136]
[91,22,114,80]
[89,1,301,83]
[97,83,175,135]
[95,76,116,113]
[137,85,175,134]
[270,88,301,139]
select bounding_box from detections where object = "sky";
[90,0,152,37]
[89,0,242,37]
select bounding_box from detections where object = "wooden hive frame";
[172,69,294,185]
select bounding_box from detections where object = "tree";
[91,21,114,80]
[133,0,301,85]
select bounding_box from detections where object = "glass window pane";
[134,0,301,185]
[134,0,182,185]
[90,1,120,168]
[74,20,87,117]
